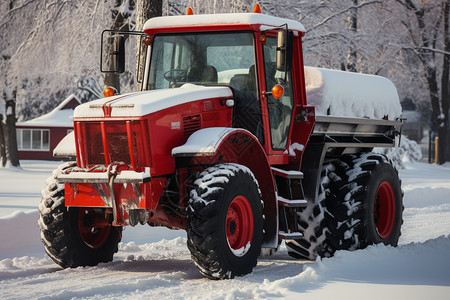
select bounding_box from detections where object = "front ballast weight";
[56,163,151,227]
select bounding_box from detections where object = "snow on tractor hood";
[74,84,233,118]
[304,67,402,120]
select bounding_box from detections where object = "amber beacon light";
[271,84,284,99]
[253,4,262,13]
[103,86,116,98]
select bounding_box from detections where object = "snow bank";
[375,135,422,169]
[0,210,42,259]
[304,66,402,120]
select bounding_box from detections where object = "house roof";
[17,94,80,128]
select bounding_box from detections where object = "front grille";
[84,123,106,165]
[79,121,145,169]
[105,123,130,164]
[183,115,201,140]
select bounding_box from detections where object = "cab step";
[271,167,304,179]
[279,231,303,239]
[278,195,307,208]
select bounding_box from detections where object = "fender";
[172,127,279,249]
[53,131,77,158]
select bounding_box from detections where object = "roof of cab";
[143,13,305,33]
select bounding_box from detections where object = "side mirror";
[276,29,293,72]
[100,30,150,87]
[101,31,125,74]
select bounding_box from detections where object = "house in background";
[16,94,80,160]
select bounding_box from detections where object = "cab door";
[261,36,295,161]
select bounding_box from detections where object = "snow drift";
[375,135,422,169]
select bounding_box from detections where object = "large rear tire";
[38,162,122,268]
[186,163,263,279]
[322,153,403,254]
[286,153,403,259]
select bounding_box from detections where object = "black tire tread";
[38,162,122,268]
[286,152,403,260]
[186,163,263,279]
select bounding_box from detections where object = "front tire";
[38,162,122,268]
[186,163,263,279]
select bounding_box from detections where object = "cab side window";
[263,37,294,150]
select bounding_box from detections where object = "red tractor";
[39,7,403,279]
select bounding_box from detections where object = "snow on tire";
[186,163,263,279]
[38,162,122,268]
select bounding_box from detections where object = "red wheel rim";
[78,209,111,249]
[374,181,396,239]
[226,195,254,256]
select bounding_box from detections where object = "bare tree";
[1,0,115,121]
[258,0,391,74]
[394,0,450,164]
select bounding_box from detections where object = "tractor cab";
[142,14,306,162]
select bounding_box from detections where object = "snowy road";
[1,160,449,299]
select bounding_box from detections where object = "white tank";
[304,66,402,120]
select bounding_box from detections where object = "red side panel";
[147,98,232,176]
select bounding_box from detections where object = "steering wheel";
[164,69,188,83]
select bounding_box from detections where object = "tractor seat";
[187,65,218,83]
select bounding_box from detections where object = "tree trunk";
[0,115,6,167]
[346,0,358,72]
[4,96,20,167]
[439,0,450,164]
[135,0,162,90]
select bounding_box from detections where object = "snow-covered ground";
[1,160,449,299]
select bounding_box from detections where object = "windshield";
[147,32,257,92]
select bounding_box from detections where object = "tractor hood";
[74,84,233,118]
